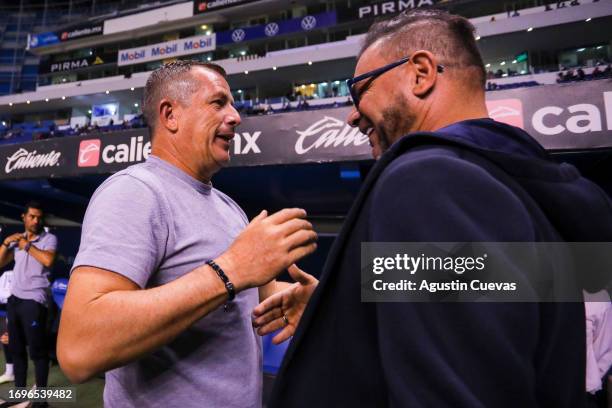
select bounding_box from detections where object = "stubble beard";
[380,95,416,154]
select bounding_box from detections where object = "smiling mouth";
[365,128,375,146]
[216,134,234,142]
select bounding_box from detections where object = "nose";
[227,105,242,127]
[346,107,361,128]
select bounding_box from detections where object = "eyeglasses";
[346,55,445,107]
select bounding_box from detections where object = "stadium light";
[201,25,208,30]
[88,109,92,114]
[585,18,592,22]
[527,27,533,32]
[207,56,212,61]
[134,103,139,107]
[272,66,277,70]
[130,87,135,91]
[475,36,481,41]
[45,98,49,102]
[206,30,212,35]
[237,90,242,93]
[597,46,603,49]
[1,121,5,126]
[105,90,110,94]
[240,51,246,56]
[8,103,12,106]
[244,70,249,74]
[577,48,585,52]
[308,61,313,65]
[485,63,491,68]
[500,61,506,65]
[512,60,517,64]
[61,96,66,100]
[26,100,30,104]
[334,81,340,85]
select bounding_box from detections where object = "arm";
[19,239,56,268]
[59,263,228,383]
[0,234,21,269]
[58,208,317,383]
[258,280,292,302]
[0,244,14,270]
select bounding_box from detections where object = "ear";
[159,98,179,133]
[410,50,439,97]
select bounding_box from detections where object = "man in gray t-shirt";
[0,201,57,391]
[58,61,319,407]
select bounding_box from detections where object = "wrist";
[206,259,235,304]
[215,253,249,292]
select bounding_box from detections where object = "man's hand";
[252,264,318,344]
[2,233,23,247]
[17,238,28,250]
[216,209,317,291]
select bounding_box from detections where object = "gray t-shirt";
[73,156,261,408]
[11,231,57,305]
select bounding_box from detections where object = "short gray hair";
[142,60,226,133]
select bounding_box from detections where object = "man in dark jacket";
[261,9,612,408]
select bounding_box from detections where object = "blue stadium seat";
[0,133,32,145]
[262,331,290,375]
[21,65,38,75]
[51,278,69,309]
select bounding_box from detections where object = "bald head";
[143,60,227,133]
[361,9,486,91]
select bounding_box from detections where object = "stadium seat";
[51,278,69,309]
[262,331,290,375]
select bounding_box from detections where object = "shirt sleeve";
[40,234,58,251]
[72,174,168,288]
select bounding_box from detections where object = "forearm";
[27,245,55,268]
[259,280,292,302]
[0,244,12,269]
[58,264,229,382]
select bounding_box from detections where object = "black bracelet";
[206,260,236,307]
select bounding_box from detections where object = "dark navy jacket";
[269,119,612,408]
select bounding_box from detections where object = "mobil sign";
[118,34,216,66]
